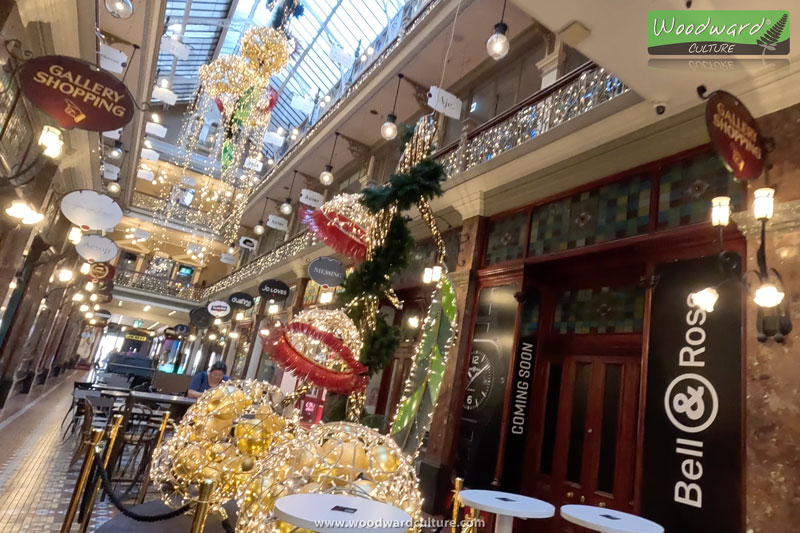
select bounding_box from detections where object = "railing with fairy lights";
[114,269,203,302]
[130,191,216,229]
[201,230,318,299]
[434,63,628,179]
[207,66,628,298]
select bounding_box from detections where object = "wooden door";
[530,350,640,506]
[520,262,645,531]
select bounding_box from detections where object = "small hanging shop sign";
[19,55,135,131]
[705,90,765,180]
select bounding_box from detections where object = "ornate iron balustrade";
[435,64,628,179]
[130,191,215,228]
[114,269,203,302]
[201,231,318,299]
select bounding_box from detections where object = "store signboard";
[642,256,742,532]
[502,291,540,491]
[60,190,123,231]
[207,300,231,318]
[88,262,115,282]
[228,291,255,310]
[308,256,345,288]
[456,285,516,488]
[299,189,324,208]
[76,235,118,263]
[19,55,134,131]
[267,214,288,232]
[705,90,765,180]
[259,279,290,302]
[190,307,213,329]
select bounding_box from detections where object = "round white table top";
[274,493,411,533]
[458,490,555,519]
[560,505,664,533]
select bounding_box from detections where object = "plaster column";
[535,35,565,89]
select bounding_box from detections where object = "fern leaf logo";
[756,13,788,52]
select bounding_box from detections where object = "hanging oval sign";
[259,279,290,302]
[207,300,231,318]
[94,292,113,304]
[308,256,346,288]
[60,190,123,230]
[228,291,255,310]
[89,262,115,282]
[94,309,112,321]
[174,324,190,335]
[190,307,213,329]
[705,90,765,180]
[76,234,118,263]
[19,55,134,131]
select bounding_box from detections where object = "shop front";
[451,145,747,531]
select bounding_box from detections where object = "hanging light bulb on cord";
[381,74,404,140]
[281,170,298,216]
[486,0,510,60]
[320,132,339,185]
[254,197,268,235]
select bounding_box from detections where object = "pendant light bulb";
[381,114,398,140]
[280,199,293,216]
[254,223,265,235]
[487,22,510,60]
[320,165,334,186]
[381,74,404,140]
[321,132,339,185]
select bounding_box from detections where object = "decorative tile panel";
[553,286,645,334]
[657,151,742,230]
[529,174,651,255]
[485,211,529,265]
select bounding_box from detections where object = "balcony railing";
[115,269,203,302]
[434,63,628,179]
[202,230,318,299]
[205,66,630,298]
[130,191,216,229]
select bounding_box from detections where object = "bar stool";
[560,505,664,533]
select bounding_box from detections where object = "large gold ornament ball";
[151,380,297,510]
[235,422,422,533]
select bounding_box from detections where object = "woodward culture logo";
[649,11,789,55]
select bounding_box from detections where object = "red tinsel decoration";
[268,321,368,395]
[302,208,368,263]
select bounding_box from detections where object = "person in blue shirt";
[187,361,230,398]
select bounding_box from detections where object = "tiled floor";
[0,373,118,532]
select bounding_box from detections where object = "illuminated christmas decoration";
[235,422,422,532]
[151,380,298,512]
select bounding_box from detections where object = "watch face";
[464,349,494,411]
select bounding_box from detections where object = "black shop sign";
[642,256,742,532]
[228,292,255,310]
[259,279,290,302]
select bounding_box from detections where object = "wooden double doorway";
[517,256,644,526]
[456,229,746,531]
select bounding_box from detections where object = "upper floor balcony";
[203,63,632,299]
[129,191,217,234]
[114,268,204,304]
